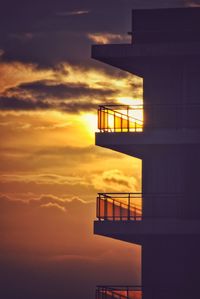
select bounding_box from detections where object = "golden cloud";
[91,169,140,192]
[88,32,131,44]
[0,62,54,93]
[56,10,90,16]
[0,61,142,115]
[40,202,66,212]
[0,173,89,186]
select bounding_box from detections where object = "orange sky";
[0,61,142,296]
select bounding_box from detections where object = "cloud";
[0,145,122,165]
[30,194,89,206]
[0,193,91,210]
[92,169,139,192]
[0,61,142,114]
[11,80,116,100]
[40,202,66,212]
[0,96,51,111]
[87,32,131,44]
[0,62,54,93]
[0,173,89,186]
[0,49,4,58]
[56,10,90,16]
[0,0,187,68]
[3,79,117,113]
[184,0,200,6]
[35,145,121,158]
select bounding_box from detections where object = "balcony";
[96,104,200,157]
[95,193,200,244]
[98,103,200,132]
[96,286,142,299]
[97,193,142,221]
[98,105,143,133]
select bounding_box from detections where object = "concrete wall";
[142,236,200,299]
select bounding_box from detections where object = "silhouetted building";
[92,7,200,299]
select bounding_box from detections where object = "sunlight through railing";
[98,105,143,132]
[98,103,200,132]
[96,286,142,299]
[97,193,142,221]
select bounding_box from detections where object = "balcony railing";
[97,193,142,221]
[98,103,200,132]
[96,286,142,299]
[98,105,143,132]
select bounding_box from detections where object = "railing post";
[114,111,116,132]
[104,197,108,220]
[128,193,130,220]
[127,106,129,132]
[113,199,115,221]
[100,106,102,132]
[97,196,99,220]
[120,202,122,220]
[106,108,108,132]
[103,108,104,132]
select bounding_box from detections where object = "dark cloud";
[13,80,116,100]
[0,0,186,66]
[0,96,50,111]
[0,78,120,113]
[2,31,92,66]
[57,100,99,113]
[0,95,115,113]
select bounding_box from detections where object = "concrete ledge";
[95,130,200,157]
[94,219,200,244]
[92,43,200,59]
[92,43,200,75]
[96,130,200,146]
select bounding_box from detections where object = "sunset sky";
[0,0,198,298]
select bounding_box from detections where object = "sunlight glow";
[117,97,143,106]
[81,113,97,134]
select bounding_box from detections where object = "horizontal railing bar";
[98,192,142,194]
[96,285,142,289]
[98,192,184,196]
[100,103,200,107]
[99,104,143,108]
[98,194,142,210]
[97,217,142,220]
[98,195,141,199]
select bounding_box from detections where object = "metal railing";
[96,286,142,299]
[96,193,187,221]
[98,105,143,132]
[98,103,200,132]
[97,193,142,221]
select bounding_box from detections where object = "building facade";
[92,8,200,299]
